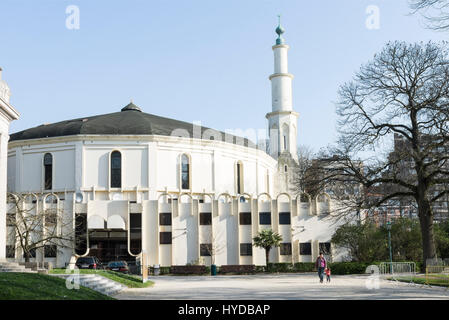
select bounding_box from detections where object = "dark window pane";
[130,213,142,229]
[280,243,292,255]
[44,153,53,165]
[6,245,15,258]
[23,248,36,259]
[111,151,121,188]
[130,238,141,255]
[239,212,251,225]
[44,153,52,190]
[200,244,212,256]
[75,213,87,255]
[130,213,142,255]
[6,213,15,227]
[159,212,172,226]
[319,242,331,255]
[181,155,190,189]
[240,243,252,256]
[300,243,312,255]
[160,232,172,244]
[200,212,212,225]
[237,163,242,194]
[259,212,271,225]
[44,245,57,258]
[279,212,291,225]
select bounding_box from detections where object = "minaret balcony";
[269,73,294,81]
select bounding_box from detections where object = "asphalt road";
[115,273,449,300]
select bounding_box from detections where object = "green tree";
[389,218,423,261]
[331,222,387,262]
[253,229,282,268]
[435,221,449,258]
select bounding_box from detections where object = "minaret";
[266,16,299,163]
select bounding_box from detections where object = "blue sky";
[0,0,447,152]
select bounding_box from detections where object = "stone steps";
[0,261,35,273]
[53,274,126,296]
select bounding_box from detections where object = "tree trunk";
[417,198,437,268]
[265,248,270,272]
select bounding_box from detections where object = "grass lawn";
[50,269,154,288]
[391,274,449,288]
[0,272,113,300]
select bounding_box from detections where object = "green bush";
[158,267,171,275]
[293,262,315,272]
[267,263,295,273]
[328,262,371,275]
[255,266,266,273]
[262,263,315,273]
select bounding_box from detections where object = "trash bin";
[211,264,217,276]
[154,264,160,276]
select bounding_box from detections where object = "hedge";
[328,262,371,275]
[149,261,423,276]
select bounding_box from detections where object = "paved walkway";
[115,273,449,300]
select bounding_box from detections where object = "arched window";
[43,153,53,190]
[111,151,122,188]
[236,161,244,194]
[181,154,190,190]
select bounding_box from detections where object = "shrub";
[328,262,371,275]
[293,262,315,272]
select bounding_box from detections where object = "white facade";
[0,68,19,260]
[4,23,352,268]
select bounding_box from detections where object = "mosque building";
[2,22,350,267]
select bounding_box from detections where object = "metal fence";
[379,262,416,277]
[425,265,449,286]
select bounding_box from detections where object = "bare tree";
[318,41,449,267]
[291,145,315,194]
[410,0,449,30]
[200,228,225,266]
[6,193,77,263]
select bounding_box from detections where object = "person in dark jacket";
[315,252,327,283]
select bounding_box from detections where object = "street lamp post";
[386,221,393,274]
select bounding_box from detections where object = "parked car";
[75,256,103,269]
[106,261,129,273]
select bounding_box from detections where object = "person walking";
[315,252,327,283]
[325,266,331,283]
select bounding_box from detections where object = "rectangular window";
[44,245,57,258]
[239,212,252,225]
[319,242,331,255]
[259,212,271,225]
[280,243,292,255]
[159,232,172,244]
[6,245,15,258]
[6,213,15,227]
[279,212,291,225]
[300,242,312,255]
[240,243,252,256]
[200,244,212,256]
[199,212,212,225]
[23,248,36,259]
[159,212,172,226]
